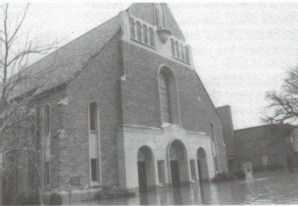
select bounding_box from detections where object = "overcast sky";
[4,3,298,129]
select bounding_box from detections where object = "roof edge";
[63,29,121,88]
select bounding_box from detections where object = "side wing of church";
[2,3,228,204]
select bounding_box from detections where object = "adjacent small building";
[234,124,295,171]
[216,104,298,173]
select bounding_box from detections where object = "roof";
[11,3,185,99]
[11,15,120,99]
[234,124,295,139]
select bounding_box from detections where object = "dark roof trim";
[193,71,223,124]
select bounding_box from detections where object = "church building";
[2,3,228,203]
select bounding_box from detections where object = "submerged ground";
[79,169,298,205]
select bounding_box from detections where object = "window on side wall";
[89,102,97,131]
[129,18,135,39]
[149,28,155,47]
[136,21,142,42]
[143,24,148,44]
[44,104,50,135]
[171,38,175,57]
[159,73,171,123]
[91,158,99,181]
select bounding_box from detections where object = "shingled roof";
[11,3,185,99]
[11,14,120,99]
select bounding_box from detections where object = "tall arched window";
[170,39,175,56]
[89,102,97,131]
[89,102,101,184]
[129,18,135,39]
[143,24,148,44]
[159,73,171,123]
[149,28,155,47]
[181,44,185,61]
[175,41,180,59]
[44,104,50,135]
[210,123,215,141]
[180,44,185,60]
[158,67,181,126]
[136,21,142,42]
[185,47,190,63]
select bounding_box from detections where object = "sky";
[2,2,298,129]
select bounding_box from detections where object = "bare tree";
[0,4,57,205]
[263,66,298,125]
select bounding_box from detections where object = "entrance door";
[197,160,202,182]
[170,160,180,187]
[138,161,147,192]
[197,148,209,181]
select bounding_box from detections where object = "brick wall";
[234,125,293,170]
[36,89,67,190]
[121,41,227,172]
[63,33,123,189]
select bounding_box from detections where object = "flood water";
[92,170,298,205]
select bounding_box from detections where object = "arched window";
[170,38,175,56]
[136,21,142,42]
[185,46,190,63]
[143,24,148,44]
[149,28,155,47]
[43,104,51,188]
[89,102,97,131]
[210,123,215,141]
[44,104,50,135]
[158,67,180,126]
[35,106,41,138]
[181,44,185,61]
[175,41,180,59]
[89,102,101,184]
[129,18,135,39]
[159,73,171,123]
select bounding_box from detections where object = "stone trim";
[120,11,194,70]
[122,124,162,131]
[186,130,208,136]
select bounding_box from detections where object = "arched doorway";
[137,146,155,193]
[197,148,209,182]
[169,140,188,187]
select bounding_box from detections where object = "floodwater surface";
[90,170,298,205]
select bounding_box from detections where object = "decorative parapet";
[119,11,194,69]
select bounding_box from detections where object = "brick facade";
[234,124,294,171]
[2,3,228,204]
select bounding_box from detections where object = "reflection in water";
[172,187,183,205]
[139,192,149,205]
[92,170,298,205]
[173,185,193,205]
